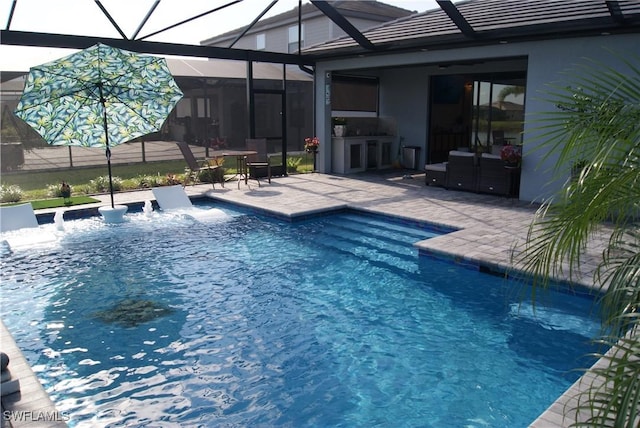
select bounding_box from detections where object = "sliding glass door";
[428,72,525,163]
[471,75,526,151]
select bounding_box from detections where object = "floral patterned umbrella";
[14,43,183,207]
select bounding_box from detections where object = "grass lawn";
[0,160,188,191]
[1,196,102,209]
[1,156,315,202]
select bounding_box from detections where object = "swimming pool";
[0,203,600,427]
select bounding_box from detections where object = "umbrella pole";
[106,147,115,208]
[99,84,115,209]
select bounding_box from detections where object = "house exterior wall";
[314,33,638,203]
[378,67,429,159]
[328,17,383,39]
[521,35,637,203]
[305,16,333,49]
[265,27,288,52]
[207,15,398,53]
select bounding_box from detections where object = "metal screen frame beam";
[0,30,315,66]
[310,0,377,50]
[436,0,476,38]
[606,1,626,23]
[229,0,278,48]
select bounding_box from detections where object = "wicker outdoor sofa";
[424,150,519,197]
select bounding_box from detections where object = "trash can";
[402,146,421,170]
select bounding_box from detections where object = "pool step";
[312,215,434,274]
[335,213,439,242]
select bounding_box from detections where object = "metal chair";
[176,141,223,189]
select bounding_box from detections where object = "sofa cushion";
[424,162,447,172]
[449,150,475,157]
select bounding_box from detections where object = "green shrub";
[197,168,224,184]
[287,157,302,173]
[133,174,164,188]
[0,184,23,203]
[163,174,183,186]
[90,175,123,193]
[70,184,91,195]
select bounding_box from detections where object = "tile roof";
[304,0,640,56]
[201,0,413,45]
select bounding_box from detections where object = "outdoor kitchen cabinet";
[332,137,395,174]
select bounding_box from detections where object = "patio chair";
[0,203,39,232]
[492,130,506,145]
[176,141,223,189]
[424,162,447,187]
[245,138,271,185]
[445,150,477,192]
[477,153,511,196]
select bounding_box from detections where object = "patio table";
[220,150,258,188]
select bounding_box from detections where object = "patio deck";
[2,170,611,427]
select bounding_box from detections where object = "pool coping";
[1,320,69,427]
[1,182,618,427]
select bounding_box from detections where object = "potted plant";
[60,181,72,205]
[304,136,320,171]
[500,144,522,167]
[332,117,347,137]
[304,136,320,153]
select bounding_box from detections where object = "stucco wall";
[522,35,637,202]
[379,67,429,164]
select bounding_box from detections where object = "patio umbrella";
[14,43,183,208]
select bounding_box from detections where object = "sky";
[0,0,440,71]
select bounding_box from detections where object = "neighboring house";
[304,0,640,202]
[200,0,413,53]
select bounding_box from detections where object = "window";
[256,33,266,50]
[288,24,303,53]
[331,75,378,113]
[176,98,191,118]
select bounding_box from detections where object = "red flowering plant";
[304,136,320,153]
[500,144,522,166]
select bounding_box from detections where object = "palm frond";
[569,334,640,427]
[518,51,640,427]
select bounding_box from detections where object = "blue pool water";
[0,203,600,427]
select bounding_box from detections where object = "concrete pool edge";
[1,320,69,427]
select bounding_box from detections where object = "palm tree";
[497,85,525,107]
[516,54,640,427]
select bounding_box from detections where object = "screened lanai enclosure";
[0,0,321,176]
[158,59,314,162]
[0,57,314,173]
[0,0,397,176]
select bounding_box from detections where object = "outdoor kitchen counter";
[332,136,397,174]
